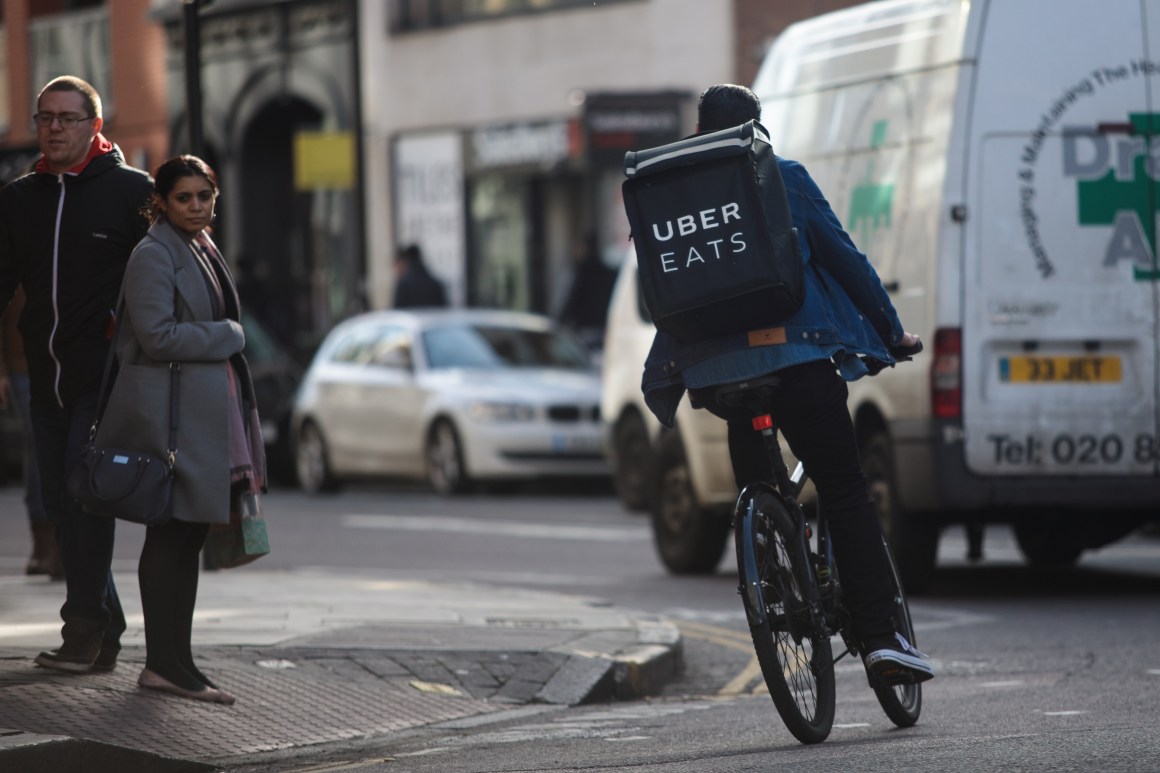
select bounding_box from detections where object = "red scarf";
[34,133,115,174]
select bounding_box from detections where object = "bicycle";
[717,344,924,744]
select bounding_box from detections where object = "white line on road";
[342,514,650,542]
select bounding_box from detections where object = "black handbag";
[67,308,180,526]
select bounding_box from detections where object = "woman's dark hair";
[145,154,219,224]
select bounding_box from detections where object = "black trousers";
[689,360,896,644]
[30,389,126,648]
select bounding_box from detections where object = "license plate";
[998,355,1121,383]
[552,435,602,453]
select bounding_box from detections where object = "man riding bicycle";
[640,84,934,687]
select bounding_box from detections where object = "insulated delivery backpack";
[622,120,803,341]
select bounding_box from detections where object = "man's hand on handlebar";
[862,332,923,375]
[891,332,923,361]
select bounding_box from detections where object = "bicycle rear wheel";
[873,534,923,727]
[736,489,835,744]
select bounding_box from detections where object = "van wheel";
[862,431,939,594]
[613,412,651,511]
[1013,515,1083,567]
[650,430,730,574]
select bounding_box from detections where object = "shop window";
[28,6,113,117]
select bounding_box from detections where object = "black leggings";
[689,360,896,644]
[138,519,210,690]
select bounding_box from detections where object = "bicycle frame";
[749,414,849,647]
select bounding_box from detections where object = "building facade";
[360,0,861,321]
[2,0,863,355]
[0,0,168,184]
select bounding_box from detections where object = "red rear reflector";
[752,415,773,431]
[932,327,962,419]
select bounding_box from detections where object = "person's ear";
[91,115,104,136]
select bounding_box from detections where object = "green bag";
[205,493,269,569]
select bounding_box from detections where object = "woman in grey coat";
[99,155,265,704]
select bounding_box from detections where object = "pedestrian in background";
[0,75,153,674]
[0,287,62,579]
[393,243,448,308]
[560,231,617,353]
[99,155,264,704]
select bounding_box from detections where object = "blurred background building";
[0,0,862,358]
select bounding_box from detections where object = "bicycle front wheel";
[736,489,835,744]
[873,534,923,727]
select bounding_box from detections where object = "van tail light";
[931,327,962,419]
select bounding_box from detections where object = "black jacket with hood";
[0,141,152,408]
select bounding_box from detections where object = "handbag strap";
[89,295,181,468]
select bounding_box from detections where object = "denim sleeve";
[792,165,904,345]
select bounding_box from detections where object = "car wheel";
[295,420,339,494]
[613,412,651,512]
[649,430,730,574]
[1013,514,1083,567]
[862,431,939,594]
[427,419,471,495]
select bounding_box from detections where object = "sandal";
[137,668,235,705]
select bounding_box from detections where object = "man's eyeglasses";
[32,112,94,129]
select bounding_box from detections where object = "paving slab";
[0,568,682,769]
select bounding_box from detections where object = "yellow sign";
[293,131,354,190]
[999,355,1122,383]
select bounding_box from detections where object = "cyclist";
[641,84,933,686]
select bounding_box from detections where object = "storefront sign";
[394,131,466,305]
[294,131,355,190]
[584,92,688,165]
[470,120,579,171]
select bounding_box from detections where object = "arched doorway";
[238,97,323,360]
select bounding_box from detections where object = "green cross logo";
[1076,112,1160,280]
[848,120,894,243]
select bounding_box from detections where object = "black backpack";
[622,120,803,341]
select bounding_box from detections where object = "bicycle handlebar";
[862,338,923,376]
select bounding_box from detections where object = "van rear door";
[965,0,1159,478]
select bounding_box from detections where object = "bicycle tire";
[873,534,923,727]
[736,488,835,744]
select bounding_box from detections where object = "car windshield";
[422,323,590,370]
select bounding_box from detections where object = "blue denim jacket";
[642,157,905,428]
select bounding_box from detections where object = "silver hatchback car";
[292,309,610,494]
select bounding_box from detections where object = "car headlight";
[467,401,535,422]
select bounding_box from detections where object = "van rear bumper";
[894,419,1160,514]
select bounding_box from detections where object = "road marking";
[343,513,650,542]
[980,680,1025,688]
[1147,669,1160,676]
[834,723,871,729]
[1043,711,1087,716]
[720,657,764,697]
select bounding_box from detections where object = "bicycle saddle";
[713,372,786,411]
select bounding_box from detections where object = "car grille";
[547,404,600,423]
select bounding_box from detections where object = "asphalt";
[0,565,683,772]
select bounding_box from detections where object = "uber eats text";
[650,203,746,273]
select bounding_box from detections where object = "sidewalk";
[0,567,682,771]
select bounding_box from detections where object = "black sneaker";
[93,643,120,672]
[36,642,119,673]
[34,640,101,674]
[863,633,935,687]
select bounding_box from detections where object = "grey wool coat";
[95,220,246,525]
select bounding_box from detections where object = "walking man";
[0,76,153,672]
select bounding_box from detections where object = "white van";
[603,0,1159,591]
[751,0,1160,587]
